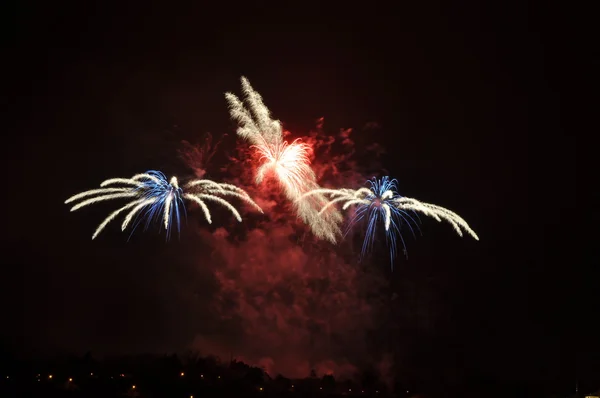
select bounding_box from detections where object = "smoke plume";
[181,118,389,380]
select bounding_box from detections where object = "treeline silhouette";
[2,349,594,398]
[0,351,398,398]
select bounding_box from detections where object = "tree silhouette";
[322,374,336,391]
[244,366,264,387]
[361,367,380,389]
[274,374,292,391]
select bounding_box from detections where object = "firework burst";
[298,177,479,268]
[225,77,342,243]
[65,170,262,240]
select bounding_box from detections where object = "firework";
[184,180,263,224]
[225,77,342,243]
[65,170,262,240]
[298,177,479,267]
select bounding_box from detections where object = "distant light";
[376,391,379,393]
[5,376,8,379]
[259,387,263,391]
[48,375,53,379]
[200,374,204,378]
[90,373,93,376]
[68,378,73,382]
[120,374,124,377]
[319,387,322,390]
[291,385,294,388]
[217,375,221,379]
[362,390,365,393]
[180,372,185,376]
[349,388,352,392]
[132,385,136,389]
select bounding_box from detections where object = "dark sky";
[1,0,590,393]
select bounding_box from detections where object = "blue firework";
[66,170,263,241]
[298,177,479,269]
[346,177,422,268]
[127,170,187,240]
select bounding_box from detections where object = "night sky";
[2,0,591,394]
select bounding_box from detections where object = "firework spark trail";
[298,177,478,268]
[179,133,225,179]
[186,180,264,214]
[394,198,479,240]
[121,197,159,231]
[67,192,140,212]
[226,77,342,243]
[65,170,262,240]
[90,199,146,240]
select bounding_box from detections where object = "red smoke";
[179,133,225,179]
[182,119,389,380]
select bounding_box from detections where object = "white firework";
[225,76,342,243]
